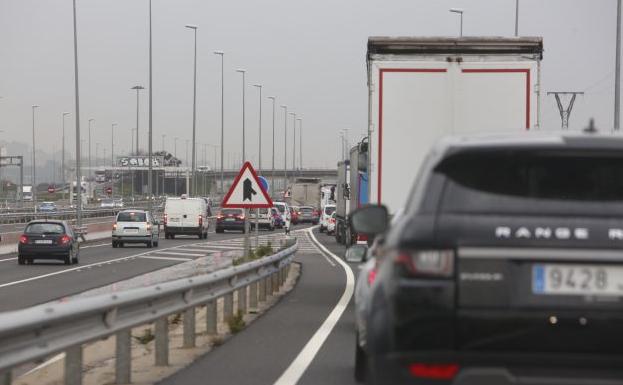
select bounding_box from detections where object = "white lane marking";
[20,352,65,378]
[0,245,190,289]
[150,251,205,257]
[273,228,355,385]
[139,255,193,262]
[172,248,216,253]
[0,257,16,263]
[81,243,110,249]
[306,232,337,267]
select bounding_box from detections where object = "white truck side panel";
[369,58,539,214]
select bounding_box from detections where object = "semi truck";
[288,178,322,208]
[334,160,350,244]
[365,36,543,214]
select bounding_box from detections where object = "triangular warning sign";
[221,162,273,208]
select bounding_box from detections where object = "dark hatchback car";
[298,206,319,224]
[18,220,79,265]
[354,133,623,385]
[215,208,246,233]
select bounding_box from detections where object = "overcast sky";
[0,0,619,174]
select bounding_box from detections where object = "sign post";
[221,162,273,258]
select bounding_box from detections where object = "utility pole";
[515,0,519,37]
[547,92,584,129]
[616,0,622,130]
[131,85,144,154]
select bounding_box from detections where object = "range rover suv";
[353,133,623,385]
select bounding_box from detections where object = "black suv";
[353,133,623,385]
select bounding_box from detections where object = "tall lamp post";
[280,105,288,192]
[514,0,519,37]
[213,50,225,194]
[185,24,198,195]
[131,86,144,154]
[111,123,117,167]
[62,112,70,200]
[297,118,302,171]
[88,118,94,181]
[616,0,622,131]
[449,8,464,37]
[174,137,179,196]
[253,84,262,172]
[267,96,276,196]
[236,69,247,162]
[289,112,296,177]
[31,105,39,210]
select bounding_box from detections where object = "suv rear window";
[300,207,313,213]
[26,223,64,234]
[117,212,147,222]
[275,204,286,213]
[324,206,335,215]
[437,150,623,216]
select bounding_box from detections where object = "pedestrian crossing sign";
[221,161,273,208]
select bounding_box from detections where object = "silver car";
[112,210,160,248]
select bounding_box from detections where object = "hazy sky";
[0,0,619,175]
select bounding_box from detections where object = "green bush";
[226,312,245,334]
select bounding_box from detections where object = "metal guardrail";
[0,240,298,385]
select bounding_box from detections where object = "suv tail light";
[163,214,168,226]
[409,363,459,380]
[367,268,377,286]
[112,223,117,231]
[146,223,152,232]
[237,215,245,220]
[216,212,224,220]
[59,235,71,245]
[19,235,28,244]
[198,214,203,226]
[393,249,455,277]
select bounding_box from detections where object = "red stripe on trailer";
[461,68,531,129]
[377,68,447,205]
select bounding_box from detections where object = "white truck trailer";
[366,36,543,214]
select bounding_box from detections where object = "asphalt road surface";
[0,224,313,312]
[158,227,359,385]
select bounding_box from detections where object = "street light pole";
[616,0,621,130]
[253,84,262,173]
[185,24,198,195]
[289,112,296,178]
[31,105,39,210]
[236,69,247,162]
[148,0,154,211]
[280,105,288,192]
[267,96,276,196]
[450,8,464,37]
[174,136,179,196]
[72,0,83,225]
[514,0,519,37]
[214,51,225,194]
[111,123,117,168]
[297,118,302,171]
[88,118,94,181]
[131,85,144,154]
[62,112,70,201]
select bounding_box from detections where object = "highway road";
[158,227,359,385]
[0,225,313,312]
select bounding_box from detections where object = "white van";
[163,196,209,239]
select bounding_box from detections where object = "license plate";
[124,229,139,233]
[169,218,180,222]
[533,264,623,296]
[35,239,53,244]
[226,218,235,222]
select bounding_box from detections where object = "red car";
[289,206,300,225]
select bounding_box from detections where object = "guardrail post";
[115,329,131,384]
[65,345,83,385]
[183,307,196,348]
[249,282,258,310]
[237,286,247,313]
[224,293,233,320]
[272,272,279,294]
[206,300,217,335]
[259,277,267,302]
[266,275,273,296]
[155,317,169,366]
[1,370,11,385]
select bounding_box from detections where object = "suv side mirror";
[350,205,389,235]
